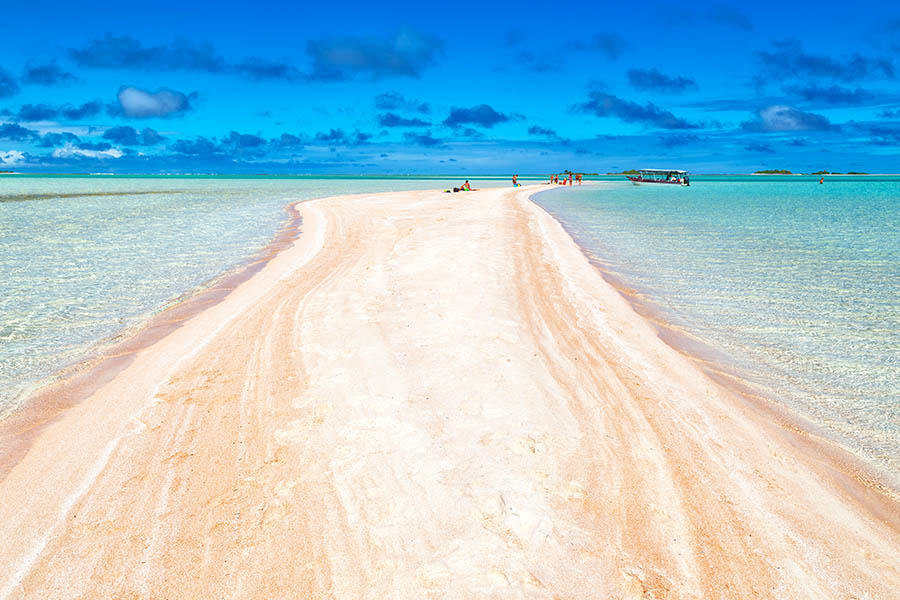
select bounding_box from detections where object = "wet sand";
[1,186,899,599]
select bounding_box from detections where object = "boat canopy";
[636,169,689,181]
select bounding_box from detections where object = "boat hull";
[627,176,689,186]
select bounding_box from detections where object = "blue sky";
[1,0,899,173]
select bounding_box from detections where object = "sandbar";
[1,186,899,599]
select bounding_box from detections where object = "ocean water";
[0,176,505,416]
[534,179,900,477]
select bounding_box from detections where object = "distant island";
[607,169,640,175]
[754,169,793,175]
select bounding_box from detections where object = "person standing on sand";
[568,173,572,186]
[512,174,518,187]
[576,173,582,185]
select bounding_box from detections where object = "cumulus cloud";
[223,131,266,149]
[0,68,20,98]
[378,112,429,127]
[443,104,509,128]
[270,133,304,148]
[38,131,81,147]
[306,29,442,81]
[171,137,220,155]
[312,129,371,145]
[102,126,165,145]
[0,150,25,165]
[740,105,837,132]
[52,142,123,159]
[627,68,697,93]
[575,92,700,129]
[0,123,38,141]
[374,92,430,113]
[22,60,78,85]
[116,86,192,118]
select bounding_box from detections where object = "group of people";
[448,173,584,193]
[549,173,582,185]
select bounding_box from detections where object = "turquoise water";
[534,180,900,476]
[0,176,503,416]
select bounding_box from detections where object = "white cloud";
[117,86,191,118]
[52,143,123,159]
[0,150,25,165]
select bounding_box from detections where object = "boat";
[626,169,690,186]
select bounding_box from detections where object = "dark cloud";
[16,104,59,122]
[569,34,626,60]
[116,86,192,118]
[756,40,895,83]
[378,112,429,127]
[374,92,430,113]
[305,29,442,81]
[879,108,900,118]
[0,68,20,98]
[443,104,509,128]
[37,132,80,147]
[315,128,347,143]
[575,92,701,129]
[740,105,837,132]
[103,126,165,146]
[862,123,900,145]
[353,131,372,144]
[403,131,442,146]
[69,35,299,81]
[223,131,266,149]
[62,100,105,120]
[70,35,225,71]
[744,142,775,153]
[313,128,371,145]
[707,6,752,30]
[232,57,301,81]
[171,137,221,155]
[659,134,700,147]
[458,128,483,138]
[77,141,113,151]
[12,100,105,122]
[270,133,304,148]
[788,84,870,106]
[528,125,557,136]
[22,61,78,85]
[627,68,697,93]
[0,123,38,141]
[788,138,809,146]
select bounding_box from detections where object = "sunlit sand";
[2,186,898,598]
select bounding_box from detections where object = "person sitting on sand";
[462,180,471,191]
[512,174,519,187]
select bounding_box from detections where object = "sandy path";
[1,186,899,599]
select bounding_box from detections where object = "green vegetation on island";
[754,169,793,175]
[607,169,640,175]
